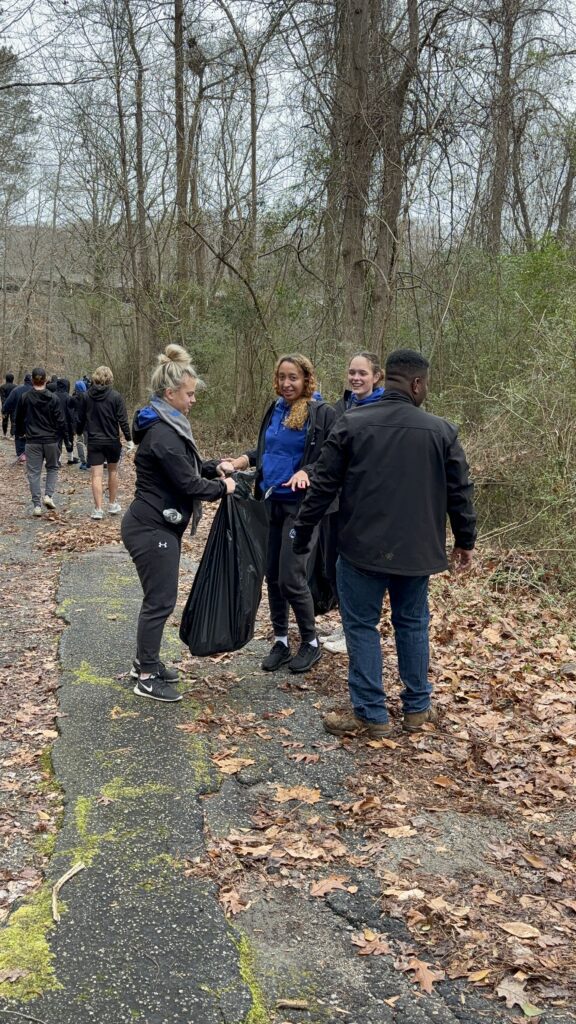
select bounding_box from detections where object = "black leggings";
[121,509,181,673]
[266,501,318,642]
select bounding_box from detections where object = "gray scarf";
[150,395,196,445]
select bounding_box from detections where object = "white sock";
[308,637,319,648]
[275,636,289,646]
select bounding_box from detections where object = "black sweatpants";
[121,508,181,673]
[266,500,319,642]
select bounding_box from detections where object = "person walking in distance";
[0,373,16,437]
[14,367,70,516]
[75,365,131,518]
[3,373,33,462]
[121,344,235,703]
[293,349,477,736]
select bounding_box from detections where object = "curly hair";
[274,353,317,430]
[92,365,114,387]
[151,344,203,395]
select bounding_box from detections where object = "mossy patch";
[72,795,117,866]
[0,884,61,1001]
[101,778,173,802]
[236,932,270,1024]
[72,660,125,695]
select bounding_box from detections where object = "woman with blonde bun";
[229,354,336,675]
[121,344,235,703]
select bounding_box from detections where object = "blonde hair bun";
[157,344,191,367]
[151,343,202,396]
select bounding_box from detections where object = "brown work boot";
[323,710,394,738]
[403,706,436,732]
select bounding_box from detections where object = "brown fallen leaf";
[273,785,321,804]
[499,921,541,939]
[382,825,418,838]
[432,775,460,790]
[220,889,250,916]
[0,968,28,983]
[310,875,351,897]
[213,757,255,775]
[403,957,446,994]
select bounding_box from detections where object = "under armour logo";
[158,541,168,548]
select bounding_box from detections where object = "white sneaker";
[32,506,42,517]
[323,635,348,654]
[90,508,104,520]
[43,495,56,509]
[108,502,122,515]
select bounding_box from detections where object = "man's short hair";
[31,367,47,385]
[5,372,14,383]
[385,349,429,382]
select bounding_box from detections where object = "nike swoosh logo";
[140,682,154,692]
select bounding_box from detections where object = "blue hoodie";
[261,398,308,500]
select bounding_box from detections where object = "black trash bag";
[308,512,339,615]
[180,474,269,656]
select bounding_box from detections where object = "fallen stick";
[51,862,85,922]
[276,999,310,1010]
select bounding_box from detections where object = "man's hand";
[216,460,235,477]
[283,470,310,491]
[451,546,473,572]
[125,440,135,453]
[224,477,236,494]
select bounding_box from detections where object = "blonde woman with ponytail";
[121,344,235,703]
[229,354,336,675]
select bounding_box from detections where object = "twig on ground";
[51,861,85,922]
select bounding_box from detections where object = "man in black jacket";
[0,373,15,436]
[3,373,33,461]
[293,349,477,736]
[15,367,70,515]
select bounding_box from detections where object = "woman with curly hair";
[230,354,336,674]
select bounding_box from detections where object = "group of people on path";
[0,366,132,519]
[120,343,477,741]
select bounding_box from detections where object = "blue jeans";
[337,556,432,723]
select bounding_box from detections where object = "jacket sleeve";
[75,394,86,435]
[4,388,17,419]
[116,394,131,442]
[154,436,226,503]
[51,395,69,443]
[445,430,477,549]
[301,403,337,476]
[295,419,349,534]
[14,393,25,437]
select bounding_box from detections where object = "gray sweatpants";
[26,442,59,506]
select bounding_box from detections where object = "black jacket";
[295,390,476,576]
[130,415,226,535]
[248,399,337,501]
[15,388,69,445]
[76,384,131,443]
[54,379,74,444]
[3,381,32,425]
[0,382,15,407]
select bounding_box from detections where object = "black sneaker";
[130,658,179,682]
[133,675,182,702]
[289,642,322,674]
[261,641,292,672]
